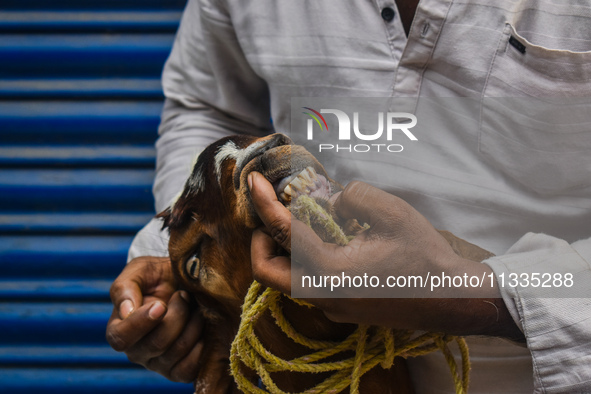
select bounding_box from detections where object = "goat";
[158,133,491,393]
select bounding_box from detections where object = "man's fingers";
[334,181,402,226]
[124,291,191,364]
[110,273,144,320]
[119,299,134,320]
[252,218,339,294]
[249,171,355,294]
[248,171,292,251]
[109,257,174,320]
[106,300,167,352]
[289,218,333,264]
[251,229,292,294]
[146,308,205,382]
[168,340,205,383]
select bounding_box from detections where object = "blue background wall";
[0,1,194,392]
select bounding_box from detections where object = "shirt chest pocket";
[479,23,591,195]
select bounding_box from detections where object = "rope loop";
[230,195,471,393]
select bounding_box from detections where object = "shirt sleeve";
[485,234,591,393]
[128,0,274,261]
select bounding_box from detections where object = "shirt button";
[381,7,395,22]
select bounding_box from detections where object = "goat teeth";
[287,167,319,195]
[301,179,315,191]
[279,192,291,203]
[290,177,304,191]
[299,169,312,183]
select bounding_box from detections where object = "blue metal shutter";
[0,1,194,392]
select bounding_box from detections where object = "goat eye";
[185,255,201,279]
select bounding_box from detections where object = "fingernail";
[119,299,134,319]
[179,290,191,303]
[247,172,254,190]
[148,302,166,320]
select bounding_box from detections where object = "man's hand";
[248,172,524,341]
[106,256,205,382]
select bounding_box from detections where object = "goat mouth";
[272,167,331,205]
[239,143,333,206]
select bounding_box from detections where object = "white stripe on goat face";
[187,159,206,194]
[214,140,266,185]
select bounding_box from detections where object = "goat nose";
[267,133,293,148]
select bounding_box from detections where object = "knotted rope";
[230,195,470,393]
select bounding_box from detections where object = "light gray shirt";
[129,0,591,392]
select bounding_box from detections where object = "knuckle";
[145,357,170,378]
[105,330,126,352]
[126,352,145,366]
[172,336,191,355]
[342,181,366,201]
[145,336,169,354]
[270,220,290,247]
[158,341,187,367]
[251,253,265,275]
[154,353,174,369]
[108,281,122,302]
[170,363,196,383]
[345,180,364,193]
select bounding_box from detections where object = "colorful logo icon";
[302,107,329,132]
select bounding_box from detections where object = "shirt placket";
[372,0,407,69]
[392,0,453,97]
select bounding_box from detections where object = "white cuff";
[127,217,170,262]
[485,233,591,393]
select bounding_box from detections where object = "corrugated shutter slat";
[1,1,193,392]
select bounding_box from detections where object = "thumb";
[251,228,292,294]
[248,171,292,252]
[248,171,339,274]
[110,275,144,320]
[119,294,141,320]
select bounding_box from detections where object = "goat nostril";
[269,133,293,148]
[280,134,293,145]
[233,133,293,190]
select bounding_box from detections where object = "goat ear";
[156,207,173,230]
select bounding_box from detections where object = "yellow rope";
[230,195,471,393]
